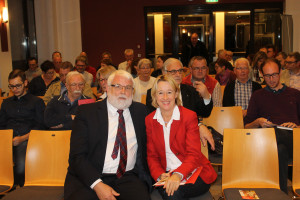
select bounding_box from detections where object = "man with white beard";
[44,71,90,130]
[64,70,151,200]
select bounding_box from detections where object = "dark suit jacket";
[146,84,213,118]
[222,80,262,107]
[146,106,217,184]
[64,99,151,199]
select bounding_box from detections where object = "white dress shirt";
[90,101,137,188]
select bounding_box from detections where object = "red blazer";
[145,106,217,184]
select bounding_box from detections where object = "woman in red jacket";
[146,75,217,199]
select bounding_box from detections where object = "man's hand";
[258,118,275,128]
[51,124,63,129]
[280,122,298,128]
[12,136,24,146]
[163,173,181,196]
[199,125,215,151]
[94,182,120,200]
[71,115,76,120]
[193,81,210,100]
[242,110,247,117]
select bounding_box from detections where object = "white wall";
[34,0,82,65]
[285,0,300,52]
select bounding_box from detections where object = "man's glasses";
[192,67,207,71]
[8,83,23,89]
[235,67,249,71]
[110,84,133,91]
[263,73,279,79]
[99,78,107,82]
[69,83,85,87]
[166,69,184,75]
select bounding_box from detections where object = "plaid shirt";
[234,79,252,110]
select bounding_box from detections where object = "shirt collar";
[13,91,28,101]
[107,100,129,117]
[153,105,180,126]
[235,78,251,85]
[265,84,287,94]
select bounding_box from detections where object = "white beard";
[107,94,132,110]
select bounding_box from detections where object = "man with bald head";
[182,33,209,67]
[44,71,90,130]
[222,58,262,116]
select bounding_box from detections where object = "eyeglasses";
[8,83,23,89]
[99,78,107,82]
[76,64,86,67]
[46,71,55,75]
[166,69,184,75]
[69,83,85,87]
[192,67,207,71]
[236,67,249,71]
[140,67,151,70]
[285,61,297,65]
[110,84,133,91]
[263,73,279,79]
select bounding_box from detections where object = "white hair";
[234,57,250,69]
[66,71,85,84]
[107,70,135,88]
[162,58,183,72]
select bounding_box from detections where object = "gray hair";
[124,49,134,55]
[137,58,152,69]
[107,70,135,88]
[66,71,85,84]
[162,58,183,72]
[234,58,250,69]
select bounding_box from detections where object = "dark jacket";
[182,41,209,67]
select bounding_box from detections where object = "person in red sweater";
[182,56,222,107]
[244,58,300,194]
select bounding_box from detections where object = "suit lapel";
[129,103,141,145]
[180,84,189,108]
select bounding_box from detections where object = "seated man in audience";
[64,70,151,200]
[43,61,93,105]
[80,51,97,82]
[280,52,300,91]
[52,51,63,73]
[75,55,94,86]
[133,58,155,103]
[225,50,234,65]
[276,52,287,70]
[44,71,89,130]
[208,49,228,74]
[118,49,134,73]
[266,44,276,58]
[0,69,45,186]
[215,58,236,85]
[182,56,222,107]
[25,57,42,82]
[146,58,215,149]
[244,58,300,193]
[223,58,262,116]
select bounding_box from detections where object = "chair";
[3,130,71,200]
[151,188,213,200]
[91,87,98,97]
[141,94,147,105]
[222,128,290,200]
[0,130,14,195]
[293,128,300,198]
[202,106,244,164]
[0,97,7,109]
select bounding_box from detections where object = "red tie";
[111,109,127,178]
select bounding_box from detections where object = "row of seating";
[0,129,299,199]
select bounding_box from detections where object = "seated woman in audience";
[29,60,60,96]
[133,58,156,103]
[130,58,139,78]
[151,55,168,78]
[96,65,116,100]
[215,58,236,85]
[249,51,267,84]
[146,75,217,200]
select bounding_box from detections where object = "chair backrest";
[222,128,280,191]
[293,128,300,194]
[203,106,244,134]
[0,97,7,109]
[91,87,98,96]
[141,94,147,105]
[0,130,14,189]
[24,130,71,186]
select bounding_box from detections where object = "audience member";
[208,49,228,74]
[222,58,262,116]
[182,33,209,67]
[28,60,60,96]
[244,58,300,193]
[146,75,217,199]
[133,58,155,103]
[0,69,45,186]
[151,55,168,78]
[266,44,276,58]
[52,51,62,73]
[276,52,287,69]
[130,58,139,78]
[280,52,300,91]
[102,51,112,60]
[99,58,113,69]
[44,71,89,130]
[96,65,116,100]
[182,56,222,107]
[146,58,215,149]
[80,51,97,82]
[25,57,42,82]
[225,50,234,65]
[214,58,236,85]
[250,51,267,84]
[118,49,134,73]
[259,46,267,54]
[75,55,93,86]
[64,70,151,200]
[43,61,93,105]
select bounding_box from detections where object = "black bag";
[207,126,223,155]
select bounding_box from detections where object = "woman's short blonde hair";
[97,65,116,80]
[151,75,182,108]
